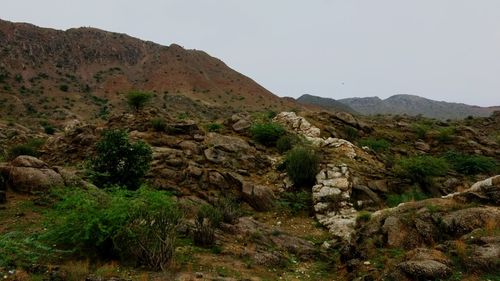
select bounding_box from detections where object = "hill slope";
[338,94,499,119]
[0,19,296,123]
[296,94,357,114]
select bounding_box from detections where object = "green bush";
[358,138,390,152]
[7,139,45,160]
[394,156,449,187]
[343,126,358,141]
[249,122,285,146]
[411,123,431,139]
[276,134,301,154]
[89,129,152,190]
[277,190,312,214]
[206,123,223,133]
[127,91,152,112]
[436,127,455,143]
[285,146,320,187]
[43,124,55,135]
[43,187,181,270]
[386,187,428,207]
[150,118,167,132]
[356,211,372,223]
[193,205,221,247]
[444,151,498,175]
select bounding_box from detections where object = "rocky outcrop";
[241,182,275,211]
[273,112,321,139]
[6,156,64,193]
[313,164,357,241]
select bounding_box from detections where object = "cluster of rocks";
[313,164,357,241]
[273,111,321,139]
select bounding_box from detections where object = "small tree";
[89,129,152,190]
[127,91,152,112]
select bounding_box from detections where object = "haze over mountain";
[0,19,296,123]
[297,94,499,120]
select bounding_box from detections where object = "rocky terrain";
[0,20,499,281]
[299,94,499,120]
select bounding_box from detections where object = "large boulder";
[241,182,275,211]
[6,156,64,193]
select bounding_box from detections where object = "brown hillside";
[0,19,297,124]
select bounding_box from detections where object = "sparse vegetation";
[150,118,167,132]
[394,155,449,187]
[444,151,498,175]
[193,205,220,247]
[276,134,301,153]
[277,190,312,214]
[206,123,223,132]
[436,126,456,143]
[411,123,431,139]
[285,146,320,187]
[385,187,428,207]
[88,129,152,190]
[358,138,390,152]
[59,84,69,92]
[7,139,45,160]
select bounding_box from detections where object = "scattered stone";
[241,182,275,211]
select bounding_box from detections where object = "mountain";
[296,94,357,114]
[0,19,297,123]
[338,94,499,120]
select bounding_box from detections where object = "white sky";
[2,0,500,106]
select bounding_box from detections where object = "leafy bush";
[89,129,152,190]
[126,91,152,112]
[206,123,223,133]
[42,124,55,135]
[356,211,372,223]
[411,123,431,139]
[436,127,455,143]
[285,146,320,187]
[249,122,285,146]
[385,187,428,207]
[394,156,449,187]
[150,118,167,132]
[193,205,221,247]
[277,190,312,214]
[358,138,390,152]
[276,134,301,154]
[43,187,182,270]
[7,139,45,160]
[444,151,498,175]
[343,126,358,141]
[214,196,241,224]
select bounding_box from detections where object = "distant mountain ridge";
[300,94,498,120]
[296,94,357,114]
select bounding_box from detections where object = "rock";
[166,122,199,135]
[232,119,251,132]
[273,112,321,138]
[204,147,228,163]
[352,185,383,205]
[7,156,64,193]
[332,112,359,128]
[397,260,451,279]
[205,132,252,152]
[241,182,275,211]
[382,216,408,247]
[367,180,388,193]
[442,207,500,236]
[465,239,500,271]
[414,141,430,152]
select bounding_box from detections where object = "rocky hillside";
[0,19,298,125]
[296,94,357,114]
[334,94,498,120]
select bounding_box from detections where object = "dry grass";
[60,260,90,281]
[484,217,498,236]
[454,240,467,261]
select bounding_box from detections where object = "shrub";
[394,156,449,187]
[356,211,372,223]
[89,129,152,190]
[214,196,241,224]
[436,127,455,143]
[276,134,300,154]
[206,123,223,133]
[193,205,221,247]
[249,122,285,146]
[343,126,358,141]
[127,91,152,112]
[7,139,45,160]
[411,123,431,139]
[42,124,55,135]
[277,190,312,214]
[358,138,390,152]
[43,187,181,270]
[150,118,167,132]
[385,187,428,207]
[59,84,69,92]
[285,146,320,187]
[444,151,498,175]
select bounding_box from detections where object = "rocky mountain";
[296,94,357,114]
[338,94,499,120]
[0,19,297,124]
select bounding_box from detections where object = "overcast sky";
[2,0,499,106]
